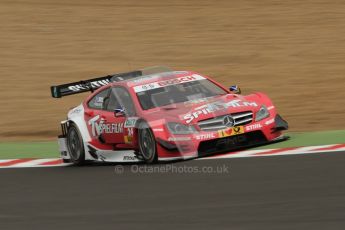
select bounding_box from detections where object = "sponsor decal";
[124,117,139,128]
[124,127,134,143]
[157,75,202,87]
[68,79,111,92]
[183,100,258,124]
[153,128,164,132]
[225,100,258,108]
[124,136,133,144]
[69,107,82,115]
[88,115,124,137]
[123,156,137,161]
[168,137,192,142]
[265,118,275,125]
[183,103,226,124]
[133,74,205,93]
[218,126,244,138]
[245,123,262,131]
[195,133,216,141]
[124,127,134,144]
[127,127,134,137]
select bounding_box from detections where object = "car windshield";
[136,78,227,110]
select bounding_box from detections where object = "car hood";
[145,94,262,125]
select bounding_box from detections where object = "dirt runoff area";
[0,0,344,141]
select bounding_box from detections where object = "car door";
[101,86,137,145]
[84,87,112,141]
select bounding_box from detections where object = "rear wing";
[50,70,142,98]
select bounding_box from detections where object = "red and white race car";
[51,67,288,164]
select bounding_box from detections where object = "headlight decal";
[167,122,197,135]
[255,105,270,122]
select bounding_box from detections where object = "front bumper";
[156,114,289,160]
[273,114,289,132]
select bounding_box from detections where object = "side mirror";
[229,85,241,94]
[114,107,125,117]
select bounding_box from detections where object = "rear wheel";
[66,123,85,165]
[138,122,158,163]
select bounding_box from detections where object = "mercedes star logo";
[223,115,235,127]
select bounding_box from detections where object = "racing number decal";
[124,128,134,144]
[218,126,244,138]
[233,126,242,134]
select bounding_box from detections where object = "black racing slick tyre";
[138,122,158,164]
[66,123,85,165]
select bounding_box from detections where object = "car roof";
[111,71,198,88]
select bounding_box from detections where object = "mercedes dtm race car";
[51,67,288,164]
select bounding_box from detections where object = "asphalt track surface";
[1,152,345,230]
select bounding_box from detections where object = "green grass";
[0,142,59,159]
[254,129,345,149]
[0,130,344,159]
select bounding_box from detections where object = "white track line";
[12,158,71,168]
[201,144,345,160]
[0,144,344,168]
[0,158,72,168]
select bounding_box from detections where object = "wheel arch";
[136,118,158,163]
[66,105,94,161]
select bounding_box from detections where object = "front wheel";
[138,123,158,164]
[66,123,85,165]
